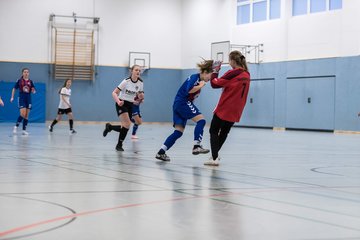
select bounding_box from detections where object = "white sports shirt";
[58,87,71,109]
[117,77,144,102]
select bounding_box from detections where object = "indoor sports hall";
[0,1,359,240]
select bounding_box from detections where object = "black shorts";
[115,100,133,117]
[57,108,72,115]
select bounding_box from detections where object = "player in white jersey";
[49,79,76,134]
[103,65,144,151]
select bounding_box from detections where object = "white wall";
[181,0,232,68]
[1,0,359,68]
[0,0,182,68]
[181,0,360,65]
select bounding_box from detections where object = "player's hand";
[10,97,14,103]
[0,100,4,107]
[212,60,222,73]
[117,100,124,107]
[138,92,144,100]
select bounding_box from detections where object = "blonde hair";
[197,59,214,73]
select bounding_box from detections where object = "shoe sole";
[155,156,170,162]
[204,163,219,166]
[192,150,210,155]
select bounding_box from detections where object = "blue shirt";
[174,73,202,104]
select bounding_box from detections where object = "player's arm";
[188,81,206,93]
[31,81,36,94]
[211,76,233,89]
[0,96,4,106]
[10,88,16,102]
[112,87,123,106]
[61,94,71,107]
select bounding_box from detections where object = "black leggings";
[209,114,234,160]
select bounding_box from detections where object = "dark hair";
[58,78,72,94]
[197,59,214,73]
[229,50,248,72]
[21,68,29,79]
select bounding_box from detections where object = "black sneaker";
[48,126,53,132]
[70,129,77,134]
[155,153,170,161]
[116,144,124,151]
[103,123,111,137]
[192,145,210,155]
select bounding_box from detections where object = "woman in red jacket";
[204,51,250,166]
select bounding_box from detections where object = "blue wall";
[1,57,360,131]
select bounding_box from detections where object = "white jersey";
[58,87,71,109]
[117,77,144,102]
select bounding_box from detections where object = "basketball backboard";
[129,52,150,71]
[211,41,230,64]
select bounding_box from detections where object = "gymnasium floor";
[0,122,359,240]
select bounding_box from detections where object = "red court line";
[0,188,290,238]
[0,195,201,238]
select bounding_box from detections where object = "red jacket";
[211,68,250,122]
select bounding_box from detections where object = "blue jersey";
[174,73,202,104]
[14,78,35,109]
[172,73,203,127]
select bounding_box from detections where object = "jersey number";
[241,83,247,98]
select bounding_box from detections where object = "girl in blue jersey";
[10,68,36,135]
[155,60,214,161]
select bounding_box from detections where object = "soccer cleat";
[116,144,124,151]
[131,135,139,139]
[192,145,210,155]
[204,157,220,166]
[22,130,29,136]
[70,129,77,134]
[13,126,18,134]
[155,153,170,161]
[103,123,111,137]
[48,126,53,132]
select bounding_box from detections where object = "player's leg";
[116,111,132,151]
[218,121,234,150]
[156,124,184,161]
[131,114,142,139]
[204,114,222,166]
[49,109,63,132]
[67,111,76,134]
[21,108,30,135]
[13,98,26,133]
[191,114,209,155]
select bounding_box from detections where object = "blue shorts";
[18,96,32,109]
[173,101,201,127]
[132,104,141,117]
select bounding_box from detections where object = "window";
[237,0,281,25]
[330,0,342,10]
[292,0,342,16]
[310,0,326,13]
[253,1,267,22]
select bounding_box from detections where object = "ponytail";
[229,50,248,72]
